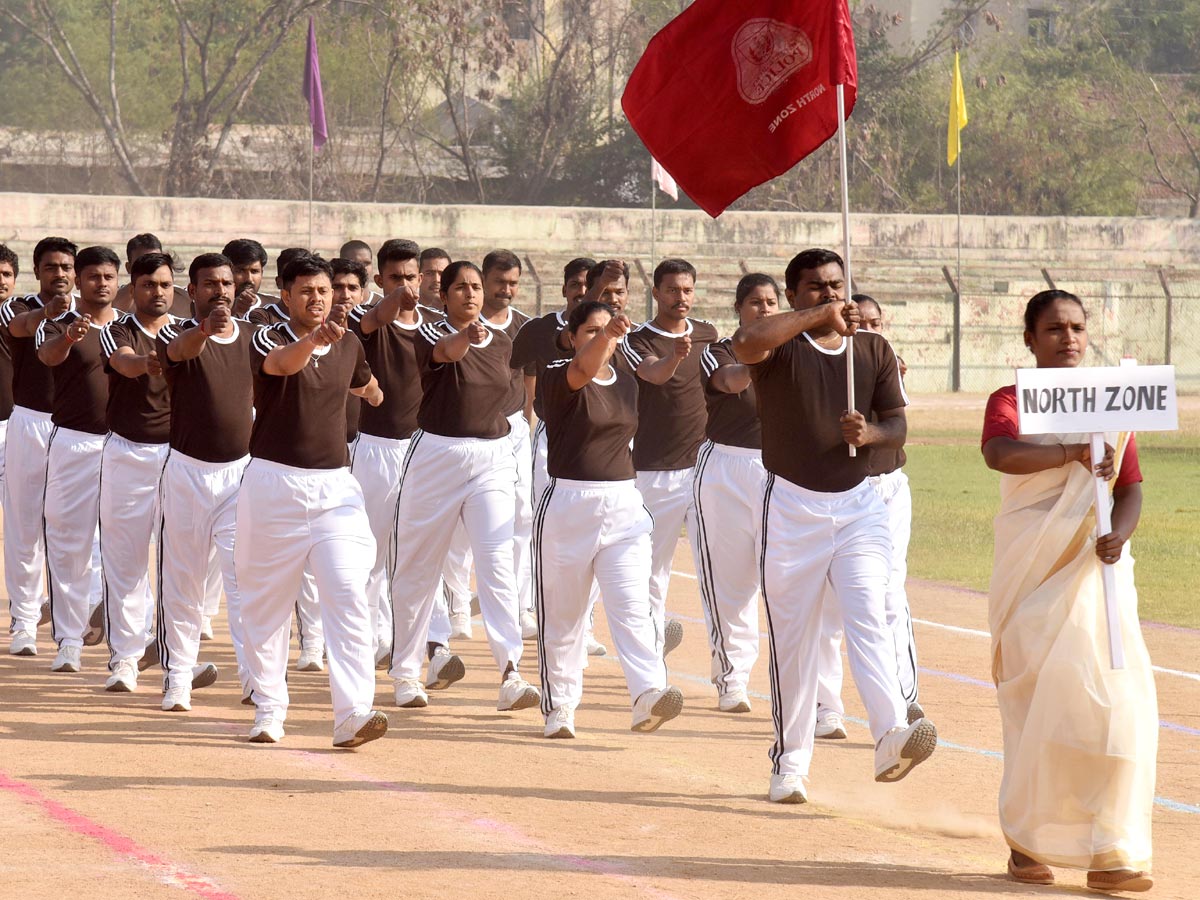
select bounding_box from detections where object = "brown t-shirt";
[348,304,433,441]
[510,309,570,419]
[749,330,907,492]
[621,318,719,471]
[541,358,638,482]
[484,307,534,418]
[0,303,12,421]
[414,319,513,440]
[38,311,111,435]
[247,301,289,327]
[701,338,760,450]
[250,323,372,469]
[158,318,255,463]
[100,314,175,444]
[1,294,56,414]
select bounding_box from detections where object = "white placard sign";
[1015,365,1178,435]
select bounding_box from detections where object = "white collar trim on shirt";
[554,309,566,327]
[802,331,847,356]
[282,322,330,358]
[207,318,240,345]
[129,313,178,340]
[483,308,514,331]
[445,319,494,349]
[390,308,424,332]
[642,318,693,339]
[592,367,617,386]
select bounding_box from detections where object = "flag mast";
[835,84,856,457]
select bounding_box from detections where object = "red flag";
[622,0,856,218]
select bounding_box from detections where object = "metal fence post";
[941,265,961,392]
[1158,267,1173,366]
[523,254,542,317]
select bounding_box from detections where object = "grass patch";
[905,400,1200,628]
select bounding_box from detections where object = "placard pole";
[1090,432,1125,670]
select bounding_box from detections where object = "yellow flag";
[947,51,969,167]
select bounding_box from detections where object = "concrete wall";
[2,191,1198,393]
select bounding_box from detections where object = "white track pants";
[350,432,407,649]
[761,475,906,779]
[388,431,523,682]
[429,520,474,648]
[817,469,919,711]
[689,442,765,695]
[100,435,167,666]
[235,460,377,724]
[45,427,105,649]
[294,573,323,653]
[4,407,50,632]
[507,411,534,613]
[534,478,664,714]
[159,451,249,692]
[635,467,694,648]
[0,417,8,504]
[532,420,548,508]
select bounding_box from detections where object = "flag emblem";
[732,19,813,105]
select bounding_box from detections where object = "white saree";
[989,432,1157,872]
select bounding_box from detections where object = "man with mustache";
[620,258,718,659]
[2,237,78,657]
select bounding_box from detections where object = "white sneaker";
[497,672,540,711]
[663,619,684,656]
[425,646,465,690]
[449,610,473,640]
[51,645,81,673]
[333,710,388,748]
[718,688,751,713]
[520,609,538,640]
[544,706,576,739]
[394,678,429,708]
[631,685,683,733]
[295,646,324,672]
[249,714,285,743]
[199,616,214,641]
[768,773,808,804]
[874,718,938,783]
[9,629,37,656]
[82,604,105,647]
[191,662,219,690]
[162,684,191,712]
[586,636,608,657]
[104,658,138,692]
[815,708,847,740]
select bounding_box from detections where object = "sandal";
[1007,850,1054,885]
[1086,869,1153,893]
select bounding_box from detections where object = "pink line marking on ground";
[0,771,240,900]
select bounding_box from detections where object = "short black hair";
[735,273,779,307]
[652,258,696,288]
[75,245,121,274]
[378,238,420,271]
[34,236,78,268]
[0,244,19,278]
[567,299,615,334]
[189,253,233,285]
[420,247,451,267]
[330,257,367,288]
[339,239,372,259]
[585,259,630,290]
[130,252,176,283]
[784,249,844,294]
[482,249,521,277]
[221,238,267,268]
[281,254,333,291]
[852,292,881,315]
[564,257,596,283]
[440,260,482,294]
[276,247,311,275]
[126,233,162,260]
[1024,289,1085,333]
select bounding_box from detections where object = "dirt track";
[1,539,1196,900]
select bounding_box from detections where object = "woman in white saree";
[981,290,1156,894]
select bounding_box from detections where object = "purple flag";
[303,17,328,150]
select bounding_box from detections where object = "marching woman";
[535,300,683,739]
[982,289,1155,893]
[387,261,540,713]
[689,274,778,714]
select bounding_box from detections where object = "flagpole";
[836,83,856,458]
[308,124,315,250]
[954,153,963,392]
[650,159,657,322]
